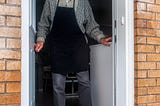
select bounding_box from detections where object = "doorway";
[35,0,112,106]
[21,0,134,106]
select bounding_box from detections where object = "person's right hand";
[35,41,44,52]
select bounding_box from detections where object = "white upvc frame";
[125,0,134,105]
[21,0,30,105]
[115,0,134,105]
[21,0,134,106]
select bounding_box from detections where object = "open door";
[89,0,114,106]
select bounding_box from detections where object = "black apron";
[49,1,90,74]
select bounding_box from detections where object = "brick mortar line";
[134,18,159,21]
[0,15,21,18]
[0,4,21,7]
[2,59,21,61]
[0,25,21,27]
[0,26,21,28]
[135,1,155,4]
[135,41,160,44]
[0,70,21,71]
[135,27,160,29]
[0,37,21,39]
[4,37,7,49]
[0,14,21,17]
[0,92,21,95]
[135,52,157,54]
[135,78,160,80]
[0,48,21,50]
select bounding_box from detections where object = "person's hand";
[100,36,112,46]
[35,41,44,52]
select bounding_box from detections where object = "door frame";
[21,0,134,106]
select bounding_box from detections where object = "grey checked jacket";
[37,0,106,43]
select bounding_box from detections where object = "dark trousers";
[52,71,92,106]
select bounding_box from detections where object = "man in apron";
[35,0,112,106]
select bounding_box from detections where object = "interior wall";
[89,0,112,35]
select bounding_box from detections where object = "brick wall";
[135,0,160,105]
[0,0,21,105]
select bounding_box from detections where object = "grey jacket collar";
[52,0,78,11]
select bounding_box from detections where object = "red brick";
[0,50,21,59]
[135,71,147,78]
[0,83,5,93]
[7,39,21,49]
[136,28,156,36]
[135,36,146,44]
[147,54,160,61]
[135,54,147,61]
[156,46,160,53]
[6,83,21,93]
[136,0,155,3]
[135,20,147,28]
[135,45,155,53]
[0,38,5,48]
[0,5,21,16]
[156,30,160,36]
[136,95,156,104]
[6,60,21,70]
[156,0,160,4]
[157,78,160,86]
[151,37,160,46]
[136,11,155,20]
[156,13,160,21]
[7,16,21,27]
[147,103,160,106]
[147,21,160,29]
[136,88,147,95]
[148,70,160,77]
[136,62,156,70]
[157,62,160,69]
[147,4,160,12]
[136,2,147,11]
[6,0,21,5]
[0,71,21,82]
[0,27,21,38]
[0,0,5,3]
[0,60,5,70]
[148,87,160,94]
[0,94,20,104]
[0,16,5,26]
[136,79,156,87]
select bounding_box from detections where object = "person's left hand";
[100,36,112,46]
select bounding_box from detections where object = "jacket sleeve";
[36,0,51,42]
[84,0,106,43]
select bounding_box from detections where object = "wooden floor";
[36,91,80,106]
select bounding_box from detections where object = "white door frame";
[21,0,134,106]
[114,0,134,105]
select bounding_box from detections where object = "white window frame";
[21,0,134,105]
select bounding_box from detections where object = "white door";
[90,44,114,106]
[90,0,115,106]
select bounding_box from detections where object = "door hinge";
[114,20,117,28]
[114,35,117,43]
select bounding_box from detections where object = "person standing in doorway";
[35,0,112,106]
